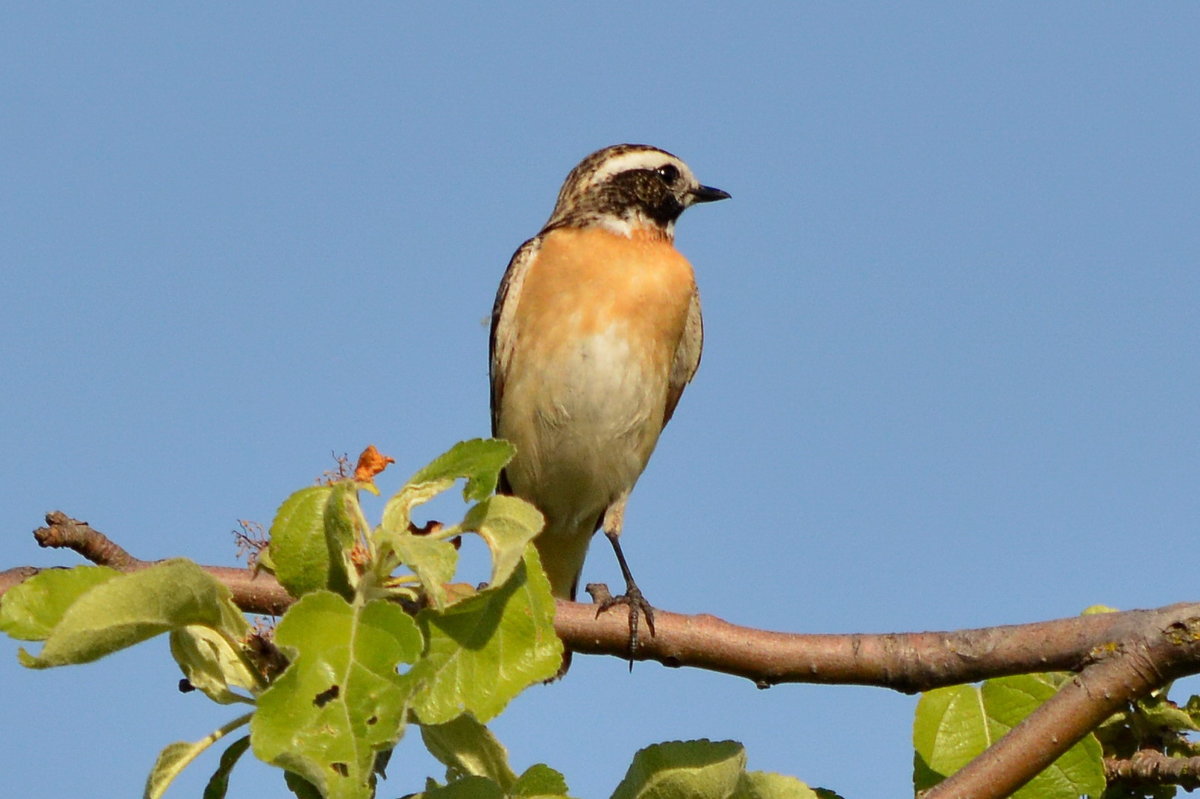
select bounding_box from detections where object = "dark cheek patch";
[602,171,684,226]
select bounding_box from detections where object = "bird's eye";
[656,164,680,185]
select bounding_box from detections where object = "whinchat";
[490,144,728,665]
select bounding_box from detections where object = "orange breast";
[513,226,696,371]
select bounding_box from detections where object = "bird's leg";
[586,497,656,670]
[603,529,657,637]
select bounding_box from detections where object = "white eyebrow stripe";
[589,150,689,185]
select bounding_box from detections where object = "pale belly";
[497,323,669,536]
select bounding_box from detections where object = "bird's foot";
[586,581,656,670]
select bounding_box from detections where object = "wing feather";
[663,286,703,426]
[489,236,542,436]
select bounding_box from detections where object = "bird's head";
[546,144,729,239]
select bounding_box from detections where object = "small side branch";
[1106,750,1200,791]
[34,510,148,570]
[25,512,292,616]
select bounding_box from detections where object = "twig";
[1106,750,1200,791]
[34,510,148,570]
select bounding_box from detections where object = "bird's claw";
[586,581,656,669]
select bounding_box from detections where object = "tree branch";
[9,513,1200,691]
[924,618,1200,799]
[8,511,1200,797]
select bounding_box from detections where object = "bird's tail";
[533,518,599,680]
[533,519,597,601]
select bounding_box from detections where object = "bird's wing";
[663,285,703,426]
[489,236,542,436]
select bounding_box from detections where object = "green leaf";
[382,439,515,533]
[461,495,544,590]
[416,775,506,799]
[286,767,328,796]
[250,591,423,799]
[170,625,261,703]
[411,549,562,724]
[269,483,358,599]
[1182,694,1200,731]
[611,740,748,799]
[732,771,821,799]
[19,559,249,668]
[913,683,986,790]
[1136,690,1200,734]
[511,763,571,797]
[284,770,325,799]
[420,713,519,789]
[0,565,120,640]
[913,674,1105,798]
[144,713,253,799]
[202,735,251,799]
[256,544,277,573]
[406,764,571,799]
[386,530,459,610]
[147,741,209,799]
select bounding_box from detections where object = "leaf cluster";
[7,441,1195,797]
[0,440,822,799]
[3,440,563,798]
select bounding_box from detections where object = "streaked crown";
[544,144,730,238]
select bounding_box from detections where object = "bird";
[489,143,729,666]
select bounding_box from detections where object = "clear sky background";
[2,4,1197,798]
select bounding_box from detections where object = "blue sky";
[2,4,1197,797]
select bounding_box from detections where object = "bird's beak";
[690,184,731,203]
